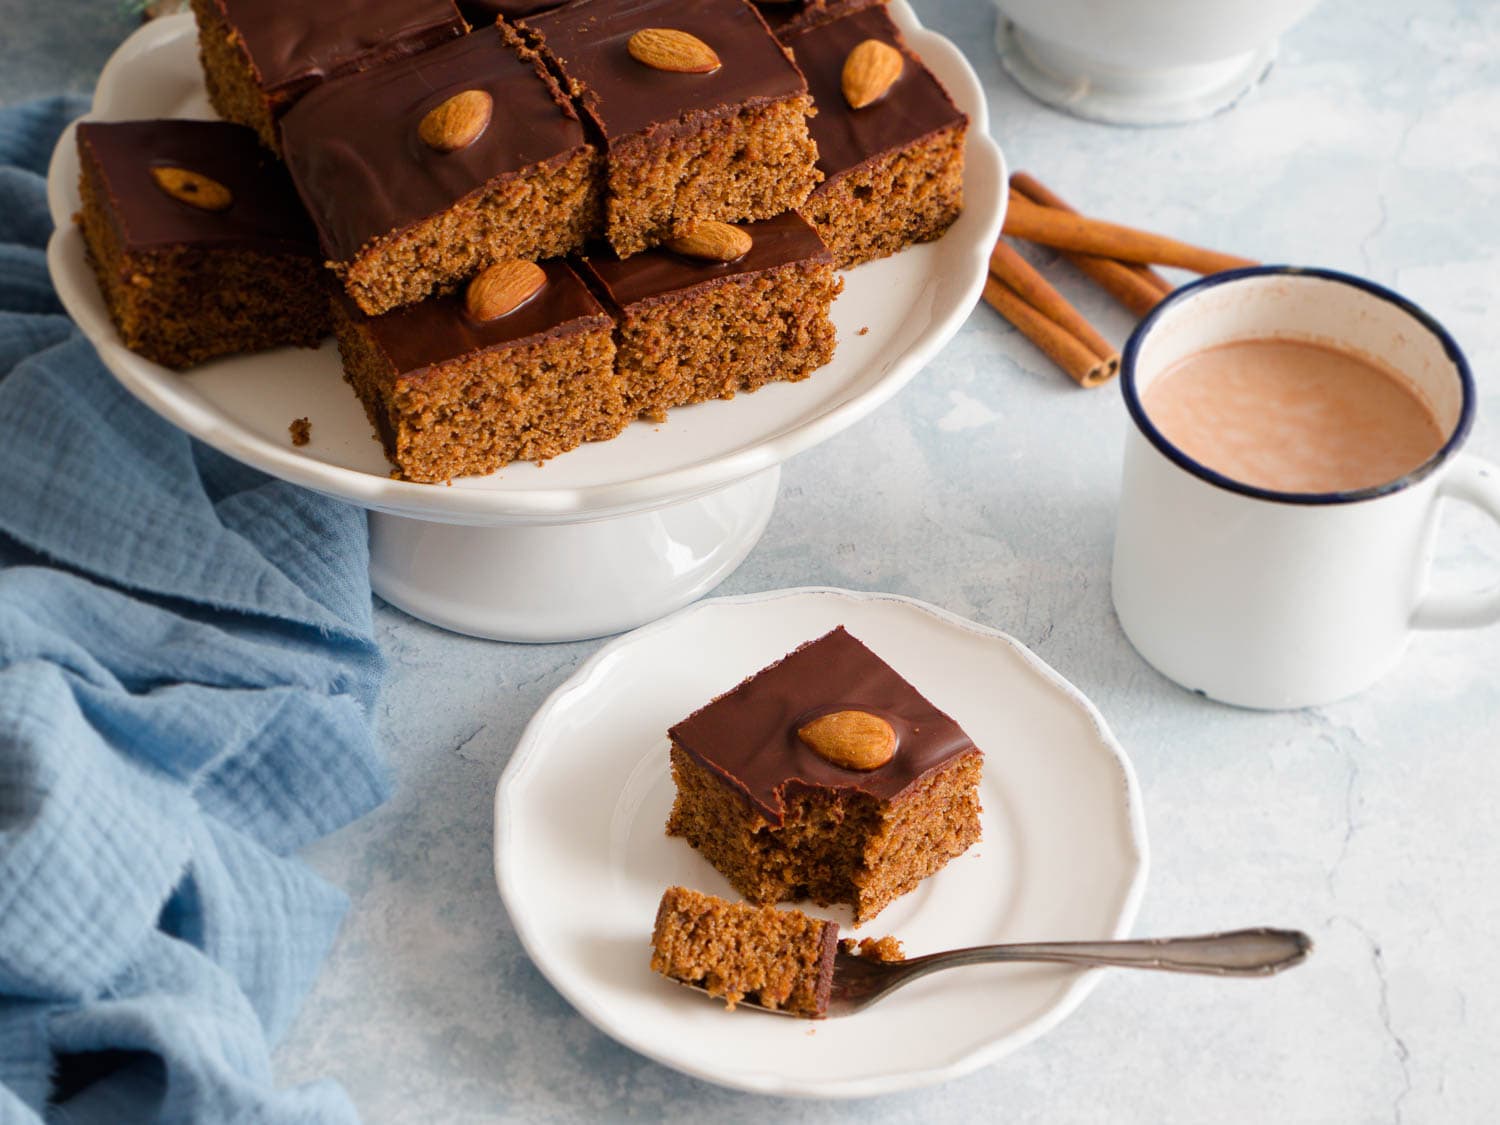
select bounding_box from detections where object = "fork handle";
[908,928,1312,977]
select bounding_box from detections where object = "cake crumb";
[840,935,904,961]
[289,417,311,446]
[857,325,869,336]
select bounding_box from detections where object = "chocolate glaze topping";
[754,0,883,39]
[76,119,317,254]
[785,6,965,182]
[575,211,830,312]
[346,259,609,382]
[519,0,809,143]
[212,0,466,107]
[458,0,564,24]
[280,29,591,263]
[668,626,980,825]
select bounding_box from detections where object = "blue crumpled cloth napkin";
[0,97,389,1123]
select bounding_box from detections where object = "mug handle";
[1412,453,1500,630]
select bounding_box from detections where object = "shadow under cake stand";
[46,5,1006,642]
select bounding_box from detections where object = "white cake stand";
[46,5,1007,642]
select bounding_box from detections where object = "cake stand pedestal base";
[995,21,1275,125]
[367,467,781,643]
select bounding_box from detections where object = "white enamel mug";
[1111,267,1500,709]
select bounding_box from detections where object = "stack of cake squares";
[75,0,968,483]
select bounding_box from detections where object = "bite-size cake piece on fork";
[650,886,839,1017]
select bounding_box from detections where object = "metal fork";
[677,927,1313,1018]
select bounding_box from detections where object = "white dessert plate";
[44,4,1007,523]
[494,587,1148,1098]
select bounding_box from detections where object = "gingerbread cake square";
[331,260,623,482]
[189,0,468,151]
[574,213,840,421]
[281,29,601,317]
[786,7,966,268]
[650,886,838,1017]
[666,626,983,924]
[511,0,821,258]
[75,119,328,371]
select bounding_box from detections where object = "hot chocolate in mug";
[1111,267,1500,709]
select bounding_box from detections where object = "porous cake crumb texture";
[77,150,328,370]
[613,263,840,419]
[339,150,602,317]
[800,126,966,270]
[334,314,623,483]
[603,97,821,258]
[667,745,982,924]
[841,934,904,961]
[650,886,836,1017]
[190,0,282,151]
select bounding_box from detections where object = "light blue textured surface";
[0,97,387,1123]
[8,0,1500,1121]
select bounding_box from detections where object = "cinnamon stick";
[1009,174,1171,316]
[1003,192,1258,276]
[981,276,1119,389]
[989,240,1117,365]
[1011,173,1173,292]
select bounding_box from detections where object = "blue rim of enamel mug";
[1120,265,1475,506]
